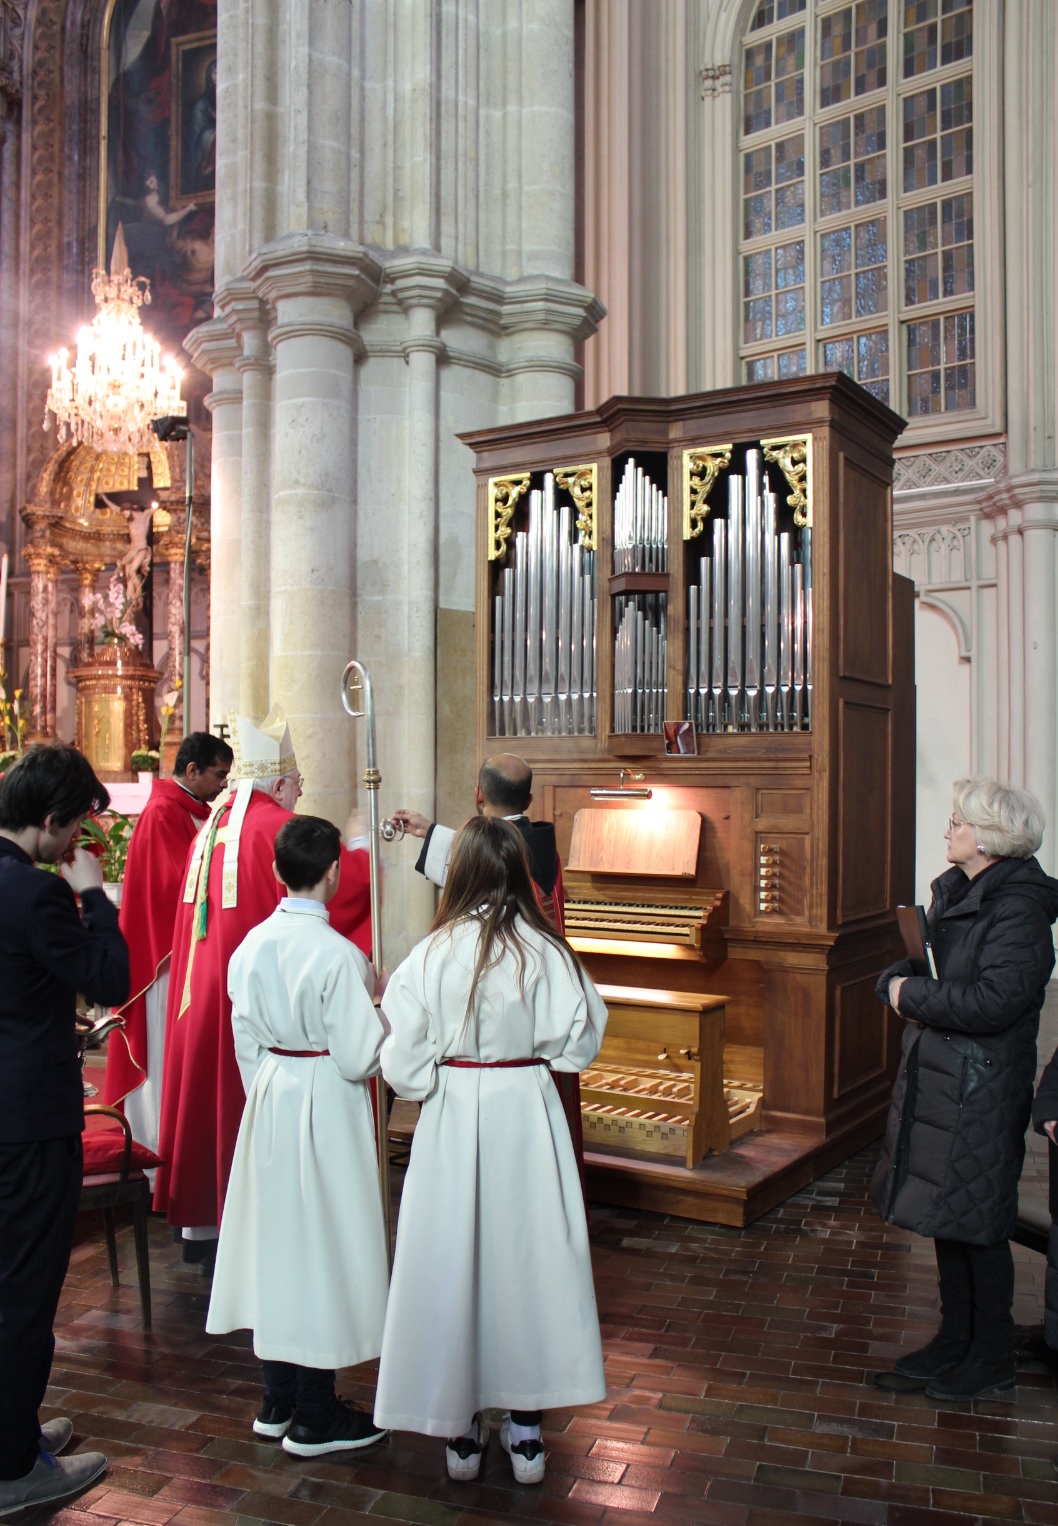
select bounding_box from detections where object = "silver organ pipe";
[614,459,668,574]
[697,556,710,734]
[686,450,811,733]
[613,592,666,735]
[726,477,744,731]
[491,473,596,737]
[710,519,726,732]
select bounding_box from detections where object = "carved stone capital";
[184,316,241,378]
[700,63,733,98]
[246,233,383,316]
[215,278,273,358]
[386,254,468,319]
[499,276,606,343]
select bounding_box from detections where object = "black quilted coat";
[871,856,1058,1245]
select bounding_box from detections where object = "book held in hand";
[896,904,938,979]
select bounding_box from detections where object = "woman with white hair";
[872,778,1058,1401]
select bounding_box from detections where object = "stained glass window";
[738,0,976,418]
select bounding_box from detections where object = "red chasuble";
[104,779,211,1108]
[153,790,371,1227]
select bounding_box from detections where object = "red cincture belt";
[441,1057,548,1069]
[268,1047,330,1057]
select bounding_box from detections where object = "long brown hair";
[432,816,582,1027]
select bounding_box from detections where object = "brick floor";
[23,1131,1055,1526]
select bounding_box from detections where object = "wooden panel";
[755,789,809,818]
[567,807,702,876]
[833,973,889,1098]
[838,455,891,684]
[837,701,891,922]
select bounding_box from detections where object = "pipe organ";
[463,375,914,1225]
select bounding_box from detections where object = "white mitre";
[230,704,296,782]
[182,705,298,917]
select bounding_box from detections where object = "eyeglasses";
[947,815,966,833]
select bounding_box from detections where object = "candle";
[0,552,8,650]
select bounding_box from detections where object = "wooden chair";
[80,1104,152,1330]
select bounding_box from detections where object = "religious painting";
[103,0,218,403]
[169,33,217,205]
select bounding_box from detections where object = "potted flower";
[131,747,160,781]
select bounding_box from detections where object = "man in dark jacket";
[0,745,130,1515]
[393,753,562,912]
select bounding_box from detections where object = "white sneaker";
[445,1416,488,1481]
[500,1417,545,1484]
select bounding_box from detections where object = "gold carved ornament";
[553,463,598,551]
[761,434,813,528]
[487,473,530,562]
[682,445,733,539]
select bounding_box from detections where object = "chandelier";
[44,229,186,456]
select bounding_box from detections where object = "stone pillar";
[184,319,242,732]
[387,255,466,932]
[153,514,186,763]
[217,281,274,719]
[248,234,381,824]
[44,549,58,737]
[24,546,62,741]
[997,1,1058,866]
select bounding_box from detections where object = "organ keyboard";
[563,891,727,949]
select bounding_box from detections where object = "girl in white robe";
[373,816,608,1484]
[206,816,389,1457]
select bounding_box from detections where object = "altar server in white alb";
[206,815,388,1458]
[373,816,608,1486]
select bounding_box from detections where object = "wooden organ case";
[461,374,914,1225]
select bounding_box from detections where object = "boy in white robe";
[205,815,389,1458]
[373,817,608,1485]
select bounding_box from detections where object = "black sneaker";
[253,1398,293,1439]
[281,1401,387,1457]
[925,1355,1017,1401]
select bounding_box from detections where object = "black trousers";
[934,1236,1015,1356]
[260,1360,337,1432]
[0,1136,83,1480]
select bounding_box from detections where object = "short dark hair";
[174,731,234,777]
[0,743,110,830]
[274,814,342,892]
[478,757,532,814]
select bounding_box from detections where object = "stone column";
[184,318,243,732]
[387,255,466,932]
[23,545,51,740]
[216,281,274,719]
[153,513,186,765]
[997,1,1058,866]
[248,234,381,824]
[44,549,58,737]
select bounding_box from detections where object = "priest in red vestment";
[154,707,372,1236]
[104,732,233,1154]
